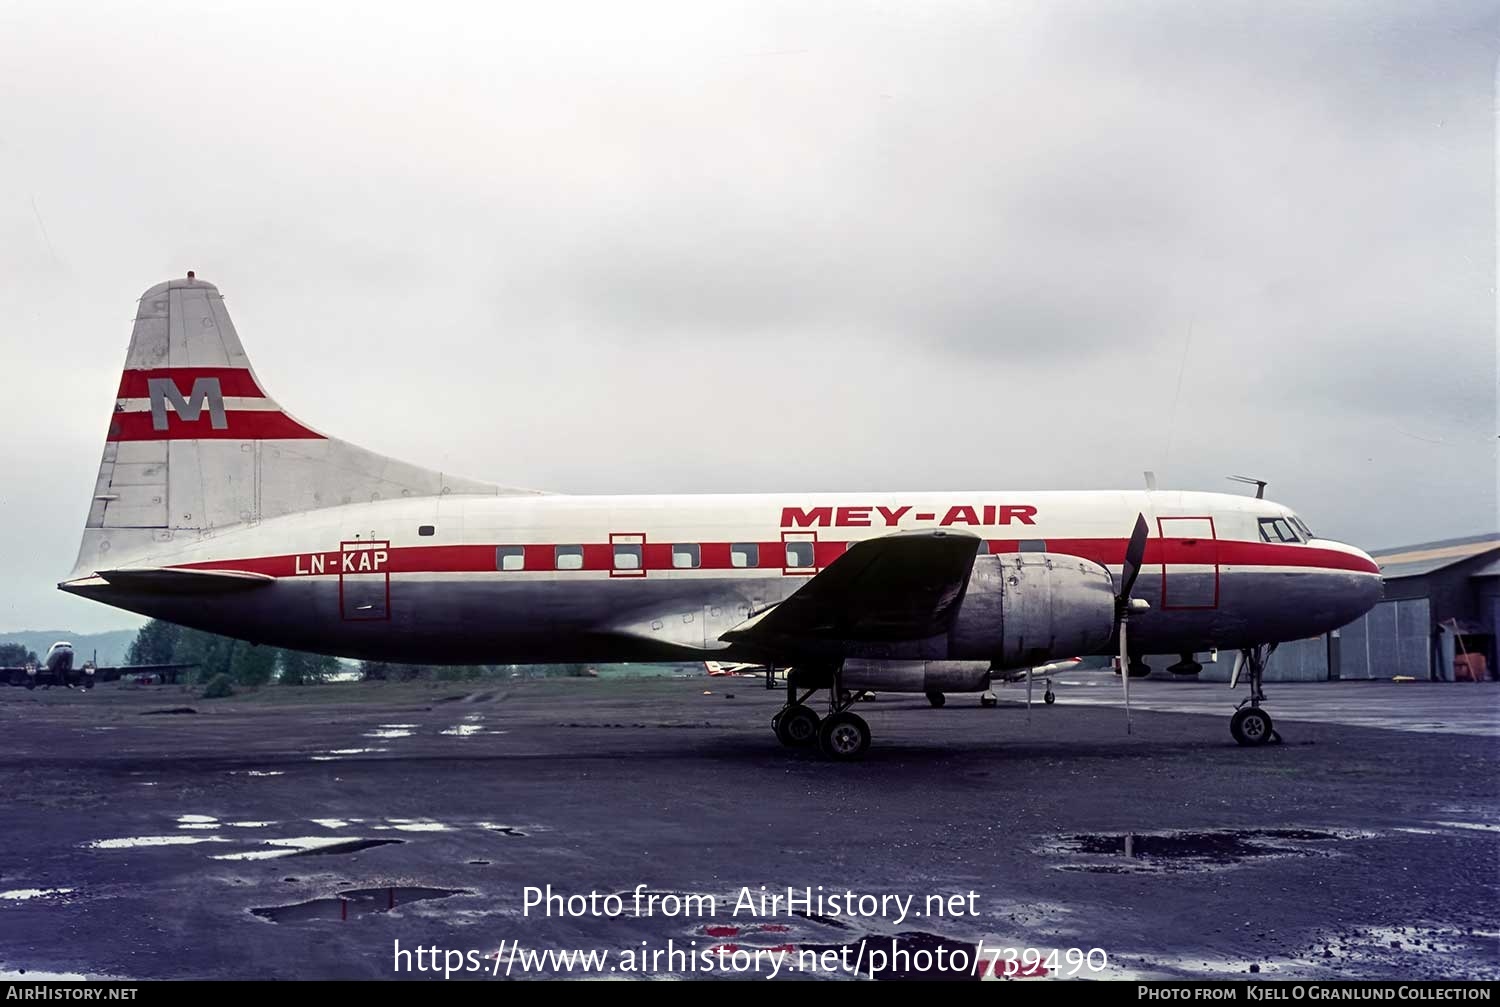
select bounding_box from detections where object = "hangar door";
[1338,598,1430,680]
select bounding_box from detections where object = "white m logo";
[147,377,228,431]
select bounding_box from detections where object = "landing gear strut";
[772,664,872,760]
[1230,644,1280,747]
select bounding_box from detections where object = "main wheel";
[817,712,871,760]
[979,693,998,708]
[1230,706,1274,747]
[1043,689,1055,705]
[925,689,946,708]
[1127,661,1151,678]
[773,704,820,747]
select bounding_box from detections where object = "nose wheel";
[1230,706,1274,746]
[1230,644,1282,746]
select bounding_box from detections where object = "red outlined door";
[339,540,390,621]
[1156,517,1219,610]
[782,531,818,576]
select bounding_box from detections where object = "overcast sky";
[1,0,1495,634]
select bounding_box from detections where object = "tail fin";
[71,274,529,577]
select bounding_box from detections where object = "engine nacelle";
[841,659,991,694]
[947,553,1114,668]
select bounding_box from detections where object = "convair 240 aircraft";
[60,275,1382,758]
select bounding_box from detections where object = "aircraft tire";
[1230,707,1274,747]
[979,694,998,708]
[1044,690,1055,705]
[817,712,870,761]
[774,704,820,748]
[925,690,946,708]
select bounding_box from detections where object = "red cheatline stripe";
[168,538,1379,578]
[107,411,324,442]
[117,367,266,398]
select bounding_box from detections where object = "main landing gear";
[1230,644,1281,747]
[771,664,872,760]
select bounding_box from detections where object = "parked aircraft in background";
[58,276,1382,757]
[1,641,193,689]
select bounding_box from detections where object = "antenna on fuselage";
[1144,471,1158,491]
[1228,474,1268,499]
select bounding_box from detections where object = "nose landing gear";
[1230,644,1281,747]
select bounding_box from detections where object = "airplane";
[57,275,1383,758]
[1,641,194,690]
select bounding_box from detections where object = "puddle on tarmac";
[251,886,465,923]
[312,747,389,761]
[0,888,74,901]
[212,837,405,861]
[364,725,415,739]
[87,835,230,849]
[477,823,528,837]
[1049,828,1352,872]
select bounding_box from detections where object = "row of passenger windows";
[490,539,1048,572]
[495,543,796,571]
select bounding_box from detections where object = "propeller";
[1116,514,1151,734]
[1026,665,1033,723]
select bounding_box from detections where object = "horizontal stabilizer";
[94,567,276,594]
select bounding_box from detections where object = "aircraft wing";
[720,530,982,649]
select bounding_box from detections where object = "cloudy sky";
[0,0,1495,634]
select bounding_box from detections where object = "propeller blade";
[1120,618,1133,735]
[1118,513,1151,604]
[1229,650,1245,690]
[1026,666,1033,724]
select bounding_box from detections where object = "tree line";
[122,620,597,686]
[0,643,39,667]
[125,620,343,685]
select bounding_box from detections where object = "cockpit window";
[1258,517,1301,544]
[1289,515,1314,540]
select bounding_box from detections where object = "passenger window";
[731,543,758,568]
[555,545,584,570]
[1018,539,1048,552]
[613,543,642,570]
[418,525,435,537]
[672,544,701,569]
[785,541,815,568]
[496,546,525,571]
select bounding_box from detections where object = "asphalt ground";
[1,674,1496,981]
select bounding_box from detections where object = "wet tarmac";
[0,676,1495,980]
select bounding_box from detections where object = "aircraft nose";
[1321,539,1383,621]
